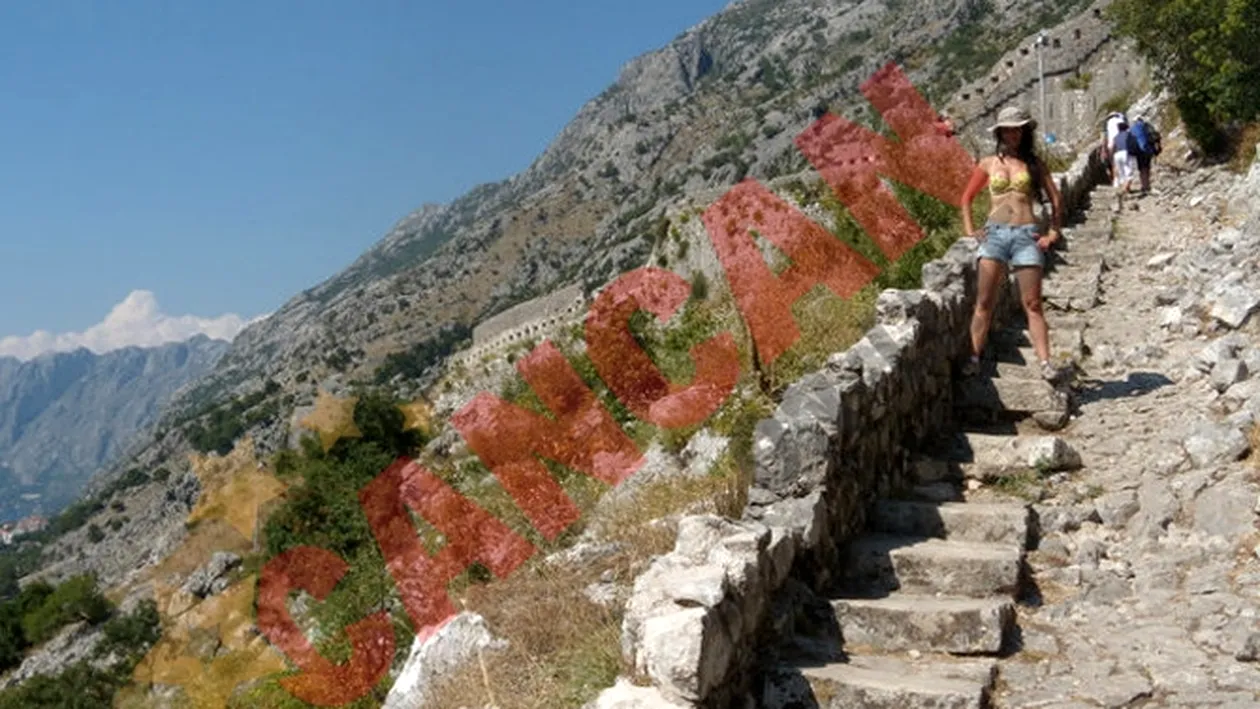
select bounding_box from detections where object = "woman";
[959,105,1064,380]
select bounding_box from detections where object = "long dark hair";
[994,126,1046,204]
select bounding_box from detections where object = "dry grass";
[1248,422,1260,468]
[1227,123,1260,174]
[762,284,877,394]
[421,462,748,709]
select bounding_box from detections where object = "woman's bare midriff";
[988,191,1038,226]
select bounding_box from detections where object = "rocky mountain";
[99,0,1101,481]
[0,336,229,522]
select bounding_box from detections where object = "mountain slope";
[0,336,229,522]
[105,0,1097,475]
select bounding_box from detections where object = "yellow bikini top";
[990,170,1032,195]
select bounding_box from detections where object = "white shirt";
[1105,114,1127,147]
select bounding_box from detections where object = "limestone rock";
[1183,421,1250,469]
[1209,285,1260,329]
[181,551,242,599]
[383,612,507,709]
[1212,358,1248,393]
[1096,491,1140,530]
[583,678,693,708]
[955,433,1082,479]
[1236,634,1260,662]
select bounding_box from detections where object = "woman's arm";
[960,161,988,237]
[1041,167,1064,246]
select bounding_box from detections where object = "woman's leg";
[1014,265,1051,363]
[970,257,1007,359]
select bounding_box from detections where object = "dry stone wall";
[590,150,1107,709]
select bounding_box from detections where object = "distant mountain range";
[0,336,229,522]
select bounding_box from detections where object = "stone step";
[870,500,1030,547]
[1044,313,1088,332]
[942,431,1082,479]
[1064,226,1112,239]
[988,325,1084,359]
[956,375,1067,414]
[1043,277,1101,308]
[800,655,996,709]
[1047,255,1106,278]
[992,361,1043,380]
[1044,293,1099,312]
[910,482,965,503]
[910,457,959,485]
[831,594,1015,654]
[845,535,1023,598]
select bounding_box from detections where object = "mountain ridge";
[0,335,229,522]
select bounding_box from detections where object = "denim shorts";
[976,222,1043,268]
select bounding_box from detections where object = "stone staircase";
[768,187,1115,708]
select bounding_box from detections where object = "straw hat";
[989,105,1037,133]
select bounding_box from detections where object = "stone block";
[956,376,1067,415]
[831,594,1014,654]
[870,500,1030,547]
[948,432,1081,477]
[801,656,995,709]
[639,607,734,703]
[845,535,1023,598]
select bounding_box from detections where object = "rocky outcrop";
[383,612,506,709]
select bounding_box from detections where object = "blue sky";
[0,0,727,356]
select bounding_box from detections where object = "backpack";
[1126,130,1141,155]
[1130,121,1152,154]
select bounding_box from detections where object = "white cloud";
[0,290,268,361]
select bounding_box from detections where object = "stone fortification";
[451,284,586,367]
[945,0,1147,151]
[591,149,1108,708]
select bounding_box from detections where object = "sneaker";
[1039,360,1060,382]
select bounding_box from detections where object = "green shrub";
[20,574,112,645]
[0,604,23,672]
[690,272,710,302]
[0,660,130,709]
[93,599,161,662]
[373,323,471,384]
[1062,72,1092,90]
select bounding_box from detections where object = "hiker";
[959,106,1064,381]
[1100,111,1127,183]
[1111,119,1138,207]
[1129,115,1161,194]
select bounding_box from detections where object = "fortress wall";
[945,0,1150,152]
[451,285,587,368]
